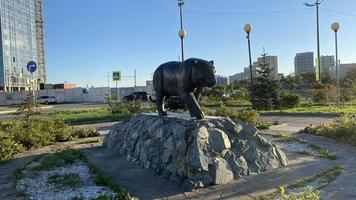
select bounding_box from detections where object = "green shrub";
[303,114,356,146]
[71,127,100,138]
[0,119,101,162]
[256,122,272,130]
[237,108,259,124]
[9,121,54,149]
[7,118,72,149]
[307,84,337,104]
[107,99,141,115]
[280,92,300,109]
[0,135,25,161]
[214,106,259,124]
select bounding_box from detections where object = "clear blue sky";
[44,0,356,87]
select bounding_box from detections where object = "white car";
[36,96,57,104]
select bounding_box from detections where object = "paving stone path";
[82,147,336,200]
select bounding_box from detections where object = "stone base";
[103,113,288,190]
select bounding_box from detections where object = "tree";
[250,50,280,110]
[16,93,40,121]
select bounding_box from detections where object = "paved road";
[260,114,337,132]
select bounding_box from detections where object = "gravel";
[16,162,116,200]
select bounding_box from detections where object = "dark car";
[123,91,151,102]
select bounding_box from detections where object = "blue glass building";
[0,0,45,91]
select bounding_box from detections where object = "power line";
[184,8,311,15]
[184,7,356,18]
[320,8,356,17]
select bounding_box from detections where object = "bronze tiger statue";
[153,58,216,119]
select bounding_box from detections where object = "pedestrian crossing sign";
[112,71,121,81]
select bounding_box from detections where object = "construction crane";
[34,0,46,85]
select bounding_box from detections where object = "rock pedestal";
[104,114,287,190]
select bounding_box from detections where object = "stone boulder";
[104,114,287,190]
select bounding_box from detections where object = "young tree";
[16,93,40,121]
[250,50,280,110]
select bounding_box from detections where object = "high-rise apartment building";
[294,52,315,76]
[319,55,335,79]
[216,75,229,86]
[257,55,278,79]
[0,0,46,91]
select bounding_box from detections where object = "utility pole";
[134,69,137,89]
[304,0,323,83]
[107,72,110,88]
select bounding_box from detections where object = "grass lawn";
[34,108,131,125]
[0,107,154,127]
[201,99,252,107]
[260,104,356,115]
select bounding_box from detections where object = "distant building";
[229,72,246,83]
[146,80,154,95]
[294,52,315,76]
[277,73,284,80]
[216,75,229,86]
[0,0,46,91]
[257,55,278,79]
[319,55,335,80]
[53,83,76,89]
[330,63,356,80]
[244,66,258,81]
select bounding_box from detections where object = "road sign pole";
[116,80,119,100]
[31,72,35,109]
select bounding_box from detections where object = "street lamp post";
[244,24,253,84]
[304,0,323,83]
[178,0,186,62]
[331,22,340,106]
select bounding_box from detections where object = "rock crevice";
[104,114,287,190]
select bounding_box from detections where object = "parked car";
[36,96,57,104]
[123,91,151,102]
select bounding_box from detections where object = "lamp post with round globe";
[331,22,340,106]
[178,0,185,62]
[244,24,253,84]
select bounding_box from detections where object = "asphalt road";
[260,114,337,132]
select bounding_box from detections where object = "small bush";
[237,108,259,124]
[214,106,259,124]
[72,127,100,138]
[307,84,337,104]
[8,118,72,149]
[256,122,272,130]
[0,135,25,161]
[303,114,356,146]
[107,98,141,115]
[280,92,300,109]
